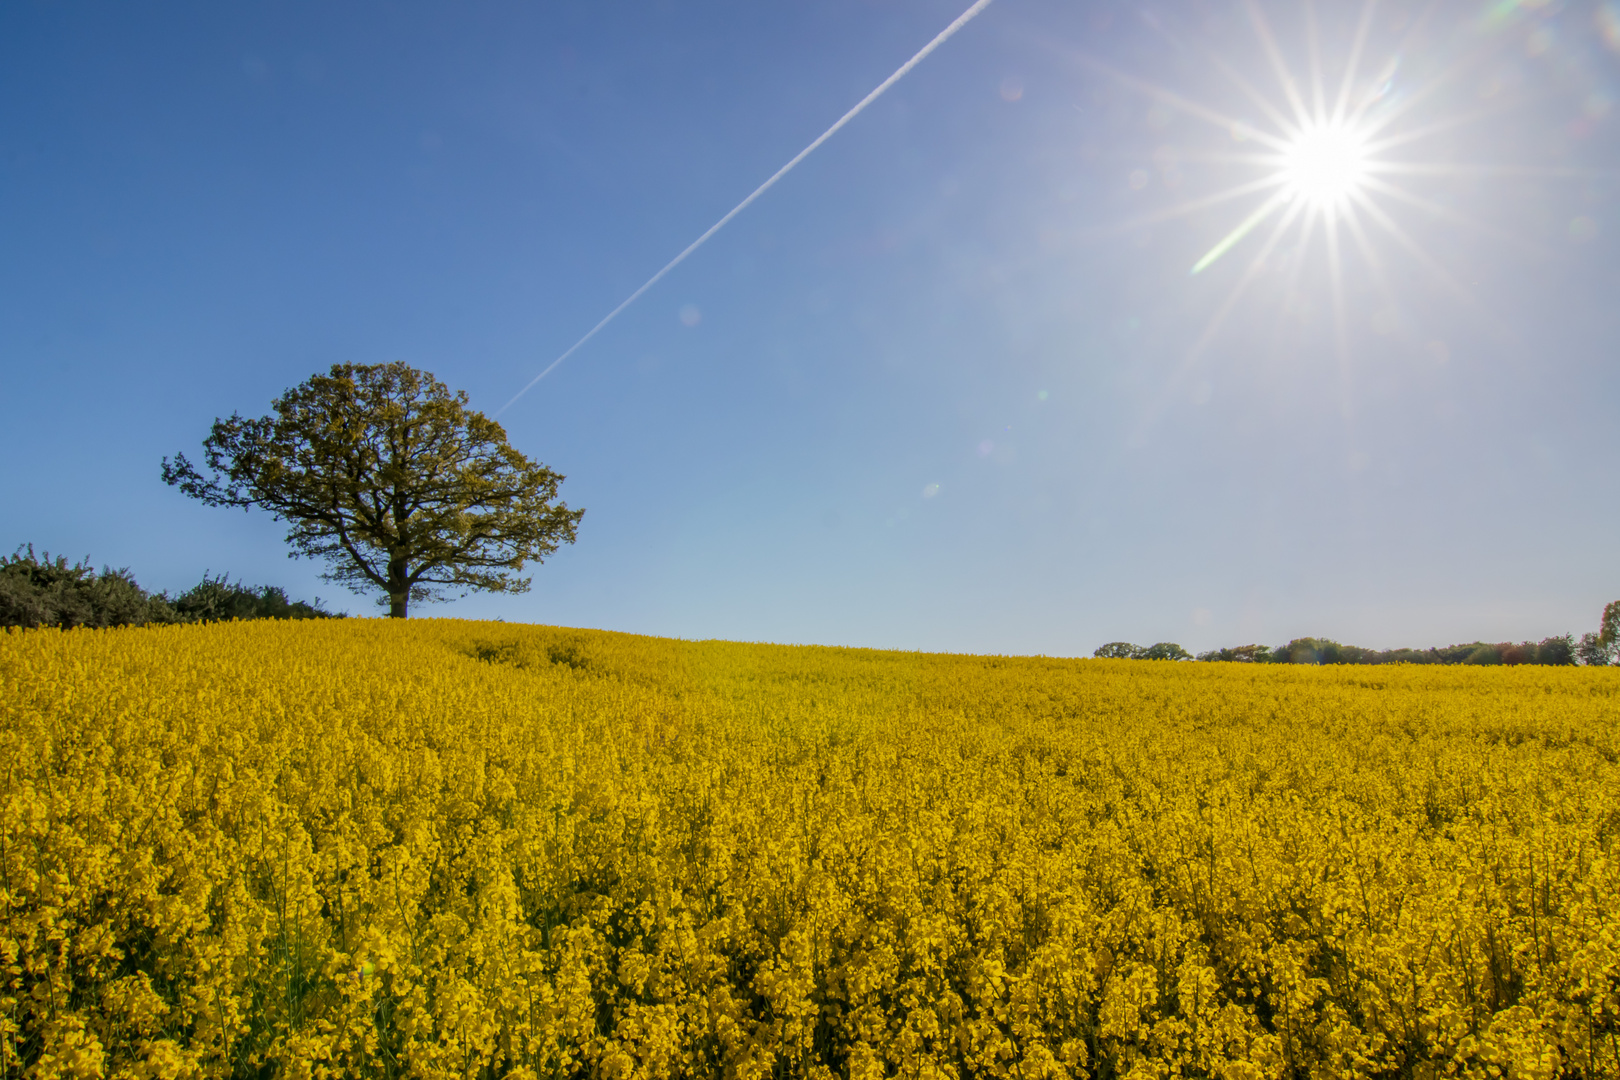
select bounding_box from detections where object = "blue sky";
[3,0,1617,654]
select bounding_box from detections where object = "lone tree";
[163,362,583,617]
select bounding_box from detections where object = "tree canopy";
[1092,641,1193,661]
[162,362,582,617]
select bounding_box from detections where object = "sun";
[1185,116,1379,274]
[1280,121,1371,210]
[1078,0,1574,353]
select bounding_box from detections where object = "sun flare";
[1084,0,1579,353]
[1281,121,1371,209]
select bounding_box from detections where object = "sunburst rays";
[1078,0,1613,375]
[1182,0,1436,364]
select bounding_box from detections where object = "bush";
[0,547,166,629]
[1,545,340,629]
[169,574,335,623]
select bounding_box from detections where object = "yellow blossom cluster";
[2,619,1618,1079]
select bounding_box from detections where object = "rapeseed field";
[2,620,1617,1080]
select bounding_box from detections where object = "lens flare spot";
[1602,4,1620,54]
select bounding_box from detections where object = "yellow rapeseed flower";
[2,621,1617,1078]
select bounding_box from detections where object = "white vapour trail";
[496,0,998,417]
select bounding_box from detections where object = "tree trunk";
[387,556,410,618]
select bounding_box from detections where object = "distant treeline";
[1194,636,1582,666]
[1097,609,1620,666]
[1,545,342,630]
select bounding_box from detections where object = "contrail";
[497,0,998,417]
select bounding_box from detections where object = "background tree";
[1534,635,1575,666]
[1196,644,1273,663]
[1094,641,1192,661]
[1139,642,1192,661]
[1093,642,1142,659]
[1576,601,1620,665]
[1576,634,1611,666]
[163,362,582,618]
[1601,601,1620,650]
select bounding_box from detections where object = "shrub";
[0,547,165,629]
[1,545,340,629]
[169,573,336,623]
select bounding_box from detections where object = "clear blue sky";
[3,0,1617,654]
